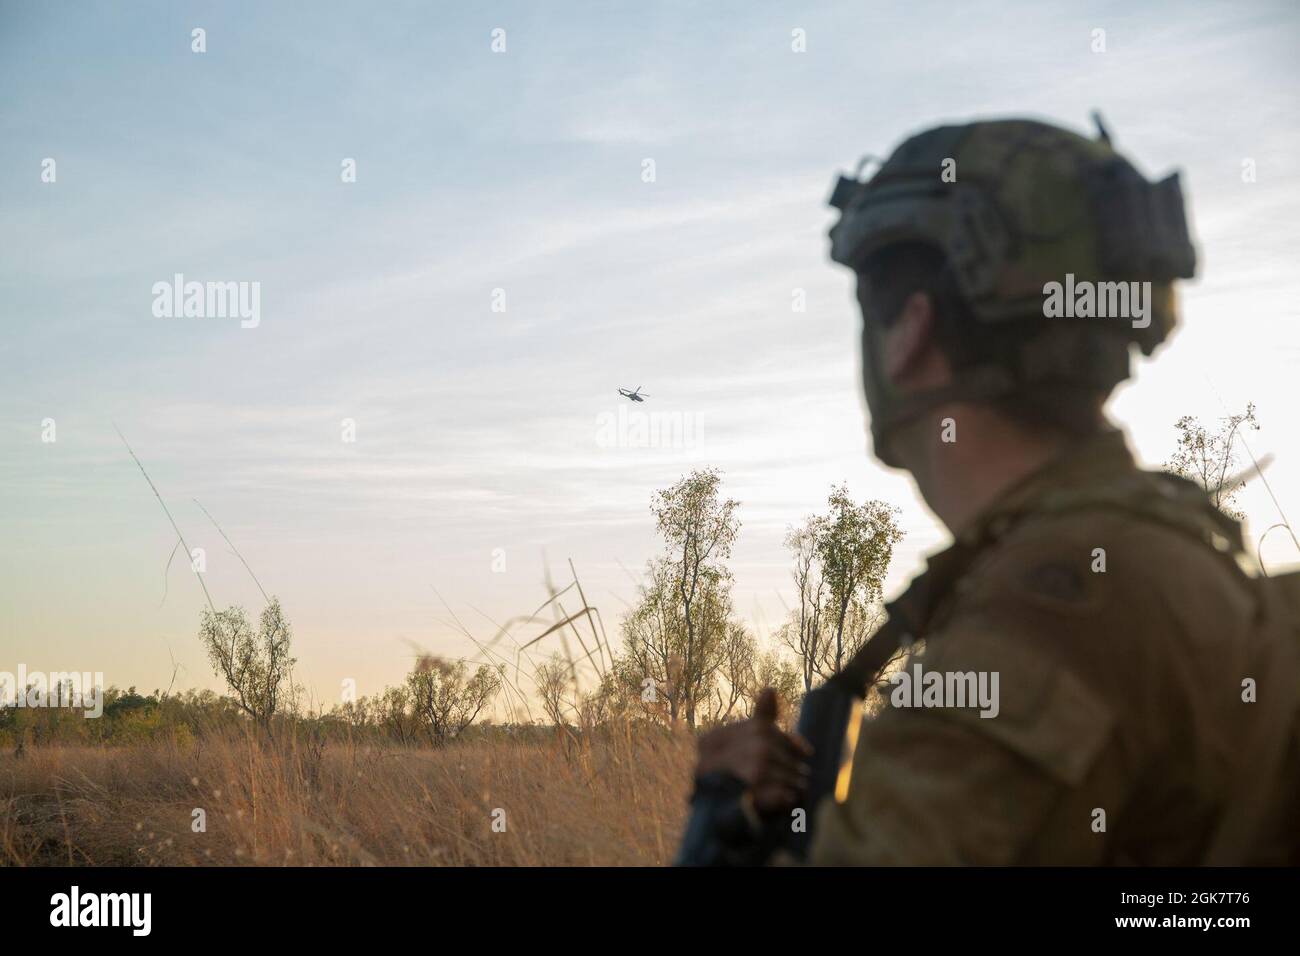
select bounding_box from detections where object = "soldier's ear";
[882,291,943,385]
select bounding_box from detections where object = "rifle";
[674,607,916,866]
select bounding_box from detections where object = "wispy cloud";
[2,0,1298,700]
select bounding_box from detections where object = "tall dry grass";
[0,727,695,866]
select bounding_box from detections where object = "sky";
[2,0,1298,713]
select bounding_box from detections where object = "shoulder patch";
[952,514,1112,620]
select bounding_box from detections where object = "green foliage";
[780,486,903,687]
[614,469,809,729]
[198,597,296,730]
[643,469,744,727]
[752,650,803,719]
[405,656,503,745]
[818,485,904,671]
[0,686,242,748]
[15,470,905,747]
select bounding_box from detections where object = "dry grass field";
[0,728,696,866]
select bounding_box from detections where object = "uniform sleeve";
[809,561,1126,865]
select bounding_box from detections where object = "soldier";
[682,117,1299,865]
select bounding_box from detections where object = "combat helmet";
[828,115,1197,464]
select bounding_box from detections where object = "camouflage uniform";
[810,428,1297,865]
[808,117,1298,865]
[676,117,1298,868]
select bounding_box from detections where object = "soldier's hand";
[694,688,813,814]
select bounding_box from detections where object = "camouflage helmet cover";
[828,117,1197,463]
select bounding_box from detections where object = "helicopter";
[617,386,648,403]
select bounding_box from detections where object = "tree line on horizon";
[3,404,1272,750]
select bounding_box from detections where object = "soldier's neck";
[904,404,1075,538]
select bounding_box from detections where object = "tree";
[620,557,734,726]
[405,656,502,745]
[620,558,683,722]
[198,597,296,734]
[651,469,741,727]
[841,595,887,662]
[377,685,417,745]
[709,621,758,724]
[779,488,903,685]
[534,653,572,730]
[816,486,902,673]
[1165,403,1260,521]
[576,672,622,735]
[782,516,830,691]
[751,650,804,725]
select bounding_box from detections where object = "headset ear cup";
[1086,162,1197,282]
[1151,174,1197,279]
